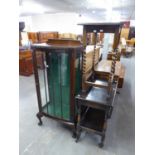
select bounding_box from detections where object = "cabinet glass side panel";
[75,52,82,95]
[36,51,49,111]
[74,51,82,114]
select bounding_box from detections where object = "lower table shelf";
[80,107,105,132]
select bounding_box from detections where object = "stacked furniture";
[27,31,59,43]
[118,22,135,57]
[37,31,58,43]
[19,22,34,76]
[19,50,33,76]
[58,33,77,40]
[27,32,38,43]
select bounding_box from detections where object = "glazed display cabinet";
[31,39,83,133]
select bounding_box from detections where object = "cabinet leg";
[98,134,105,148]
[36,112,43,126]
[75,127,82,143]
[72,128,77,138]
[72,119,77,138]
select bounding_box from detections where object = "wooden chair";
[82,47,119,96]
[82,46,102,92]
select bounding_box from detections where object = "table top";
[94,60,122,77]
[78,22,122,26]
[76,85,117,108]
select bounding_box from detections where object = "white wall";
[19,13,96,34]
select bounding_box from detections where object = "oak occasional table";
[75,83,117,148]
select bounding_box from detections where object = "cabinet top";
[31,39,83,50]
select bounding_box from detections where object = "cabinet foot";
[36,113,43,126]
